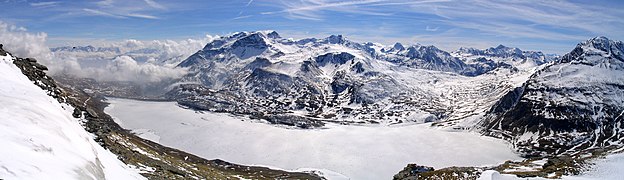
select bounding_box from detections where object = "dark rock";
[72,108,82,118]
[315,52,355,66]
[393,164,435,180]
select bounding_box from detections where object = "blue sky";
[1,0,623,54]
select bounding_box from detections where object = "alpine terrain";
[46,30,624,179]
[3,31,623,180]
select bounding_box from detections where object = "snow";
[476,153,624,180]
[0,54,144,180]
[105,97,522,180]
[564,153,624,180]
[477,170,540,180]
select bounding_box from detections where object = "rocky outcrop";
[393,164,435,180]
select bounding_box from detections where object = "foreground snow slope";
[0,54,144,179]
[105,97,521,180]
[477,152,624,180]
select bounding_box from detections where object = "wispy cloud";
[144,0,166,10]
[262,0,442,20]
[79,1,165,20]
[407,0,622,39]
[126,13,160,19]
[96,0,114,7]
[425,26,438,32]
[264,0,624,44]
[83,8,127,19]
[246,0,254,7]
[233,15,253,20]
[29,1,60,7]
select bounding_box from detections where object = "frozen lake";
[105,97,521,180]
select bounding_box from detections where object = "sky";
[1,0,623,54]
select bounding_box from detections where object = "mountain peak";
[563,36,624,65]
[266,31,281,39]
[393,42,405,51]
[579,36,621,54]
[325,34,346,44]
[486,44,522,56]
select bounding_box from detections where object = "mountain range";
[160,31,556,129]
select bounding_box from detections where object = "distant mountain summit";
[51,45,121,53]
[453,44,557,71]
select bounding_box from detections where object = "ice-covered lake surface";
[105,97,522,180]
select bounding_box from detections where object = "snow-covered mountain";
[51,45,121,53]
[166,31,546,128]
[0,47,144,179]
[453,44,558,72]
[379,43,469,74]
[481,36,624,156]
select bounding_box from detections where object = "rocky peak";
[405,45,448,58]
[457,47,481,55]
[0,44,6,56]
[582,36,613,52]
[562,36,624,66]
[393,42,405,51]
[486,44,523,57]
[233,32,268,47]
[315,52,355,66]
[325,35,346,44]
[266,31,281,39]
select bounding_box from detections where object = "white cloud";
[425,26,439,32]
[144,0,166,10]
[96,0,114,7]
[126,13,160,20]
[49,34,216,82]
[83,8,127,19]
[0,20,203,83]
[29,1,60,7]
[0,21,53,65]
[98,55,187,82]
[233,15,253,20]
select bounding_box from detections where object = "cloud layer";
[0,21,205,83]
[0,22,52,64]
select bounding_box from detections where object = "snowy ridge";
[0,52,144,179]
[452,44,558,72]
